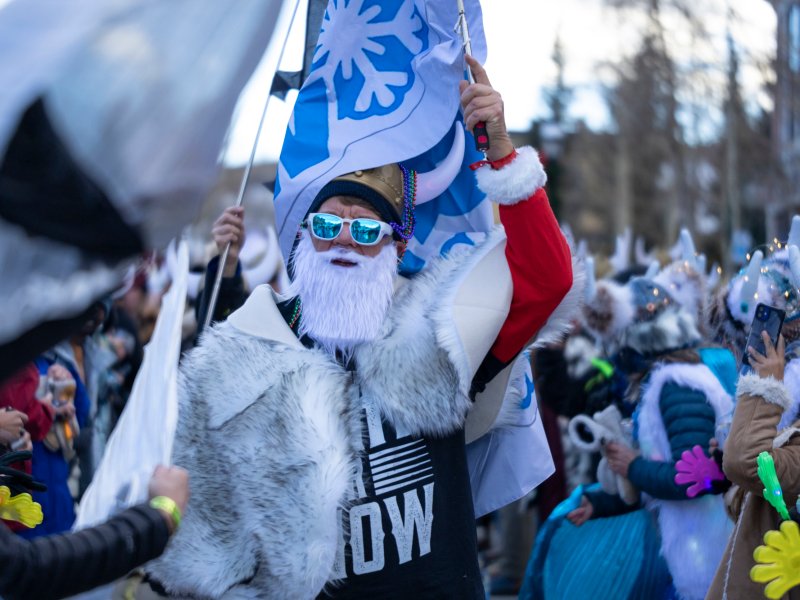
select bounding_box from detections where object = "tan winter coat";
[707,373,800,600]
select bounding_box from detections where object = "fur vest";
[146,230,520,599]
[637,362,734,600]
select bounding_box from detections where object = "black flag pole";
[203,0,303,331]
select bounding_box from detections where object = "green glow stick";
[757,451,791,521]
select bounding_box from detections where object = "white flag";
[74,241,187,529]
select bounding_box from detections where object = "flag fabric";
[467,355,555,518]
[274,0,488,262]
[74,241,188,529]
[398,120,492,275]
[0,0,285,374]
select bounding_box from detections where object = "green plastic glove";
[751,520,800,599]
[757,451,791,521]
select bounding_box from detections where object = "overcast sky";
[223,0,777,165]
[3,0,772,165]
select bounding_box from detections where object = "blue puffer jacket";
[628,382,717,500]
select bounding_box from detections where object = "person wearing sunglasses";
[146,57,576,600]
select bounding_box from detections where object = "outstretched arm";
[1,504,170,600]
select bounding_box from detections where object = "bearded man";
[142,58,575,599]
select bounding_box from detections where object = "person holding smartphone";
[707,333,800,599]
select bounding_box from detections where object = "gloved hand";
[751,520,800,599]
[674,445,726,498]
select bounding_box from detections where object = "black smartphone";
[742,303,786,366]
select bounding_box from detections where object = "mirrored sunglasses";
[306,213,394,247]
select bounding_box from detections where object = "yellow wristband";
[149,496,182,530]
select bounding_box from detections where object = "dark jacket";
[1,504,170,600]
[195,256,248,340]
[627,382,717,500]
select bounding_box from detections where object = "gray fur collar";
[354,229,508,438]
[146,230,511,599]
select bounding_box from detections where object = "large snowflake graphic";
[313,0,427,119]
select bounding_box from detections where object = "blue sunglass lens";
[350,219,382,245]
[311,214,343,240]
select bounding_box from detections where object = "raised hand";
[751,520,800,599]
[458,55,514,162]
[674,445,726,498]
[212,206,246,278]
[748,332,786,382]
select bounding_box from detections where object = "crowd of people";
[2,47,800,600]
[7,208,800,600]
[518,228,800,599]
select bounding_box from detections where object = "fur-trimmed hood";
[582,278,701,356]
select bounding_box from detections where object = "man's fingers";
[463,94,499,116]
[459,83,496,109]
[214,215,244,230]
[778,334,786,357]
[214,224,243,240]
[466,108,500,130]
[219,206,244,221]
[465,55,491,86]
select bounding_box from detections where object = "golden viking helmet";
[331,164,405,219]
[309,163,408,232]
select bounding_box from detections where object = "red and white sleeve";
[474,147,573,365]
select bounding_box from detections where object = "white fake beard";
[287,230,397,361]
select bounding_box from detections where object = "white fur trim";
[653,262,706,324]
[356,228,508,438]
[530,253,586,349]
[636,362,735,599]
[657,495,733,599]
[638,362,733,462]
[474,146,546,205]
[726,275,775,327]
[621,307,701,357]
[774,427,800,448]
[737,373,792,412]
[581,280,634,348]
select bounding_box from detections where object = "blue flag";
[274,0,488,265]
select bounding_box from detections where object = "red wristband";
[469,148,518,171]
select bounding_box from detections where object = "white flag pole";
[204,0,303,330]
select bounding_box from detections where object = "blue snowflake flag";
[274,0,489,268]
